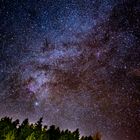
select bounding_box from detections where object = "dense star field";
[0,0,140,140]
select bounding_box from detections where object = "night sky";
[0,0,140,140]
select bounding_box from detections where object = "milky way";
[0,0,140,140]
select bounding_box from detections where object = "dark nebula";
[0,0,140,140]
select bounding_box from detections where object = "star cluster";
[0,0,140,140]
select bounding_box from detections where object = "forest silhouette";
[0,117,101,140]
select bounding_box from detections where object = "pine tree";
[5,131,15,140]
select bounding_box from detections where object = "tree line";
[0,117,101,140]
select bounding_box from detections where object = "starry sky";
[0,0,140,140]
